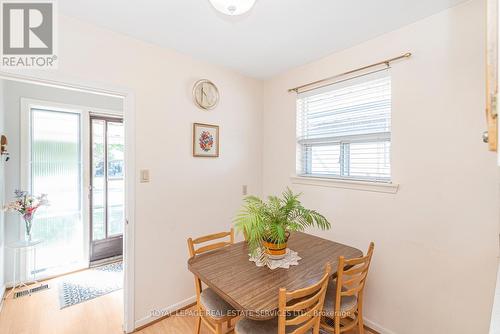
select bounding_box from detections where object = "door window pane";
[31,109,84,274]
[107,122,124,236]
[91,119,105,241]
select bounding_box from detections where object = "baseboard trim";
[134,295,197,330]
[364,318,397,334]
[132,296,395,334]
[4,264,89,288]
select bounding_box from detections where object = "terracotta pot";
[262,232,290,256]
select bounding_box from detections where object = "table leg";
[5,248,18,299]
[28,246,41,295]
[29,247,33,296]
[17,248,30,291]
[33,246,37,282]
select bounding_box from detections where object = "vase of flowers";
[5,190,48,242]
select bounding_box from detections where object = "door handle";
[483,131,489,143]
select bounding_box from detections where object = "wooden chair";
[320,242,375,334]
[235,263,331,334]
[188,229,237,334]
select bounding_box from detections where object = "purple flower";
[14,189,27,198]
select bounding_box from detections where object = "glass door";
[90,116,124,262]
[30,108,85,276]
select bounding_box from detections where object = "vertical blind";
[296,70,392,182]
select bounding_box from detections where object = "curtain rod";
[288,52,412,93]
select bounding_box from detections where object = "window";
[296,70,391,182]
[29,108,86,276]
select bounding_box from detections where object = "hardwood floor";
[0,271,376,334]
[0,273,123,334]
[138,310,377,334]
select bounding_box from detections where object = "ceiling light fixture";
[208,0,256,16]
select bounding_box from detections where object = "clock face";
[193,80,219,110]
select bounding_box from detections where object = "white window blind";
[296,70,391,182]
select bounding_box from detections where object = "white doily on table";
[249,248,301,270]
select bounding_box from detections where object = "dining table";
[187,231,363,320]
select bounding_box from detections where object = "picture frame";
[193,123,220,157]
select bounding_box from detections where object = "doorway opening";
[20,97,124,278]
[0,74,134,332]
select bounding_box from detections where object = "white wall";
[2,79,123,283]
[1,1,497,332]
[262,1,498,333]
[0,14,263,326]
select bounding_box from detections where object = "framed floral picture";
[193,123,219,157]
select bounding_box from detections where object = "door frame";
[89,114,124,263]
[0,70,136,333]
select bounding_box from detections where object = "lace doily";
[249,248,302,270]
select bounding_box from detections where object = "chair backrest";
[187,228,234,258]
[187,229,235,303]
[334,242,375,315]
[278,263,332,334]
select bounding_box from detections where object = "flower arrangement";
[199,130,214,152]
[5,190,49,241]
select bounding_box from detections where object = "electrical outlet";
[242,185,248,195]
[140,169,150,183]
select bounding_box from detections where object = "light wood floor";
[0,271,376,334]
[138,310,377,334]
[0,272,123,334]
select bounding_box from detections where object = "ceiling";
[59,0,468,78]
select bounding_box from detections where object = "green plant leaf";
[233,188,332,256]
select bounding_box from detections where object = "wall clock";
[193,79,219,110]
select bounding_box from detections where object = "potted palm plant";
[234,188,331,259]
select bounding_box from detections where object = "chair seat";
[235,317,312,334]
[200,288,236,320]
[323,280,358,317]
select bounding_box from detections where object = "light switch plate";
[140,169,150,183]
[242,185,248,195]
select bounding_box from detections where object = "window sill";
[290,175,399,194]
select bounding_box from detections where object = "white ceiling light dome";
[209,0,257,16]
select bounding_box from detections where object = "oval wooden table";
[187,231,363,320]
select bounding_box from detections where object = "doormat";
[58,261,122,309]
